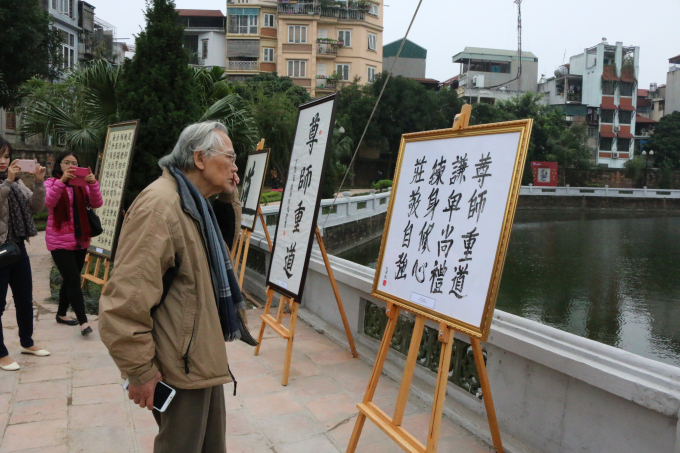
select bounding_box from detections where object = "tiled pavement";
[0,232,492,453]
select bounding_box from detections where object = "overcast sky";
[94,0,679,89]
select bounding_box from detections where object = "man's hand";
[128,371,162,410]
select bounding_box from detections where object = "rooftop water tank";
[554,66,569,78]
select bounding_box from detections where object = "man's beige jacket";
[99,169,232,389]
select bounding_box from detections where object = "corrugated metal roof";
[383,38,427,59]
[669,54,680,64]
[452,47,537,63]
[176,9,224,17]
[635,114,657,124]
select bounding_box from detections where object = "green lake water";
[338,211,680,367]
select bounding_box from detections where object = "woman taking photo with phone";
[0,137,50,371]
[45,152,103,336]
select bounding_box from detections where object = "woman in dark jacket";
[0,137,50,371]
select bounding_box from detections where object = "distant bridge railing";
[521,185,680,199]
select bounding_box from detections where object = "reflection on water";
[338,211,680,367]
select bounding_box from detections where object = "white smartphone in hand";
[123,378,176,412]
[16,160,36,173]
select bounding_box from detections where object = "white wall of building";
[198,31,226,68]
[667,67,680,114]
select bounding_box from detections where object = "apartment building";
[539,40,640,169]
[178,10,227,68]
[665,54,680,115]
[451,47,538,104]
[224,0,383,96]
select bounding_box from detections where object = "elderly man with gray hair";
[100,122,257,453]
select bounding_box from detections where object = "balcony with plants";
[316,38,342,56]
[277,0,368,20]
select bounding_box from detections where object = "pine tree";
[117,0,201,202]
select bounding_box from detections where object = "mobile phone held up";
[68,166,89,187]
[122,378,176,412]
[16,160,36,173]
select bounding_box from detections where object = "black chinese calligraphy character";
[442,189,462,222]
[437,225,454,258]
[472,152,493,188]
[408,186,421,218]
[449,264,469,299]
[283,242,297,278]
[395,253,408,280]
[293,201,305,233]
[240,162,256,205]
[298,165,313,195]
[429,157,446,185]
[429,260,448,294]
[459,227,479,262]
[418,221,434,254]
[411,259,428,283]
[411,156,427,184]
[424,188,439,220]
[307,113,320,154]
[467,189,487,222]
[450,154,468,185]
[402,220,413,248]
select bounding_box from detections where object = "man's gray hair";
[158,121,229,170]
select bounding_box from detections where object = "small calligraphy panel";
[373,122,532,339]
[88,121,139,259]
[267,95,337,300]
[240,150,269,231]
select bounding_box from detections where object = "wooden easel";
[346,104,504,453]
[232,205,273,287]
[254,226,359,385]
[81,254,111,288]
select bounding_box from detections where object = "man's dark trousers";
[152,384,226,453]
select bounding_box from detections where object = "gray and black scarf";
[168,166,256,345]
[0,173,37,243]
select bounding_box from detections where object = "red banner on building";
[531,161,558,187]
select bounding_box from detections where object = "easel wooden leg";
[281,301,299,386]
[471,337,504,453]
[81,254,92,289]
[425,324,455,453]
[238,231,252,288]
[258,206,272,251]
[254,288,274,356]
[393,316,426,426]
[315,227,358,358]
[232,231,244,265]
[347,303,401,453]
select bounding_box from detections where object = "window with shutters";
[288,25,307,43]
[336,64,350,81]
[600,109,614,123]
[5,112,16,130]
[202,40,209,59]
[619,110,632,125]
[287,60,306,78]
[263,48,275,62]
[367,66,375,83]
[338,30,351,47]
[264,14,275,27]
[368,33,376,51]
[599,137,613,151]
[368,4,379,15]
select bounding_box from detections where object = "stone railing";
[226,60,259,71]
[521,185,680,198]
[240,215,680,453]
[277,3,366,20]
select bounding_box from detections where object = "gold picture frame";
[371,119,533,341]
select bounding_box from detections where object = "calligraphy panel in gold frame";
[371,119,533,341]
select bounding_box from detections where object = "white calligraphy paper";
[376,131,523,330]
[240,151,269,231]
[267,95,336,300]
[88,122,138,259]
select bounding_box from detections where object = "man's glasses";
[207,149,237,163]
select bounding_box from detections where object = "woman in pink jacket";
[45,152,103,336]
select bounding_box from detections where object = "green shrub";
[260,191,282,204]
[372,179,393,192]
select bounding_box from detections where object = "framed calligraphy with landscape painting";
[88,120,139,260]
[372,120,533,340]
[266,94,338,301]
[240,149,270,231]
